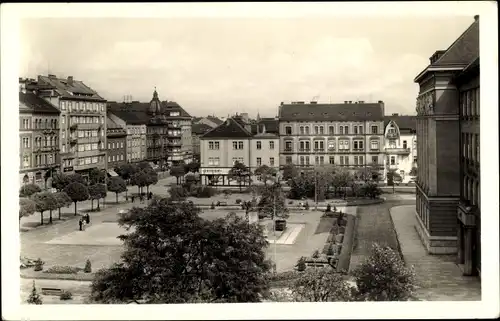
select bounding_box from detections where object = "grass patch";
[314,217,336,235]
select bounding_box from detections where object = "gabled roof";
[108,100,191,125]
[279,102,384,122]
[192,123,213,135]
[251,118,279,134]
[384,115,416,132]
[37,75,106,102]
[106,117,124,130]
[201,118,253,139]
[206,116,223,125]
[164,101,192,119]
[414,16,479,82]
[19,92,60,114]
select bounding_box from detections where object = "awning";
[107,169,119,177]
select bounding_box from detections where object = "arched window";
[44,137,48,147]
[54,119,58,129]
[45,119,48,129]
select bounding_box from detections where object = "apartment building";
[31,75,107,179]
[106,117,127,170]
[19,86,60,188]
[192,123,213,162]
[199,116,279,186]
[413,15,479,271]
[278,101,386,173]
[383,114,417,183]
[108,89,193,168]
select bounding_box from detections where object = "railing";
[386,132,398,139]
[298,149,311,152]
[283,148,294,153]
[385,148,410,154]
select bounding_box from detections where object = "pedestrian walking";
[86,214,90,224]
[149,192,153,200]
[131,196,135,203]
[78,219,83,231]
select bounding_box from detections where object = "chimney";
[262,124,266,134]
[67,76,73,86]
[474,15,479,22]
[430,50,446,64]
[280,101,284,106]
[344,101,348,104]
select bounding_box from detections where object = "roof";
[415,17,479,82]
[108,100,191,125]
[384,115,416,132]
[206,116,224,125]
[19,92,60,114]
[251,118,279,134]
[192,123,213,135]
[106,117,124,130]
[279,102,384,122]
[37,75,106,101]
[201,117,253,139]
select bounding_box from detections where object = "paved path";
[390,205,481,301]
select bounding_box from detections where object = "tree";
[44,166,58,189]
[67,173,87,185]
[130,171,149,194]
[170,165,185,185]
[228,161,251,191]
[19,197,36,222]
[257,183,289,219]
[288,174,314,200]
[52,173,70,192]
[19,183,41,198]
[32,191,58,225]
[89,168,106,185]
[115,163,139,184]
[352,243,416,301]
[137,161,152,171]
[108,177,127,203]
[332,167,354,199]
[291,267,353,302]
[90,200,271,303]
[94,183,107,210]
[64,182,89,216]
[409,167,417,177]
[188,161,200,173]
[356,165,380,182]
[143,168,158,194]
[53,191,72,220]
[254,165,277,186]
[27,280,43,305]
[282,164,298,181]
[88,184,106,211]
[360,182,382,199]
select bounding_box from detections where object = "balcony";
[168,141,182,147]
[282,148,294,153]
[298,149,311,153]
[328,147,335,152]
[386,147,410,155]
[337,149,351,153]
[313,148,325,153]
[352,148,365,152]
[41,128,59,135]
[69,138,78,145]
[169,131,182,138]
[386,132,398,139]
[69,124,78,131]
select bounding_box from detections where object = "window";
[286,156,292,164]
[22,137,29,148]
[358,125,363,134]
[354,156,359,165]
[319,156,324,164]
[299,140,310,151]
[339,126,344,135]
[62,131,66,139]
[390,156,396,165]
[86,143,91,151]
[340,156,345,165]
[23,155,29,168]
[257,157,262,166]
[413,156,417,164]
[299,126,304,135]
[344,126,349,135]
[354,126,358,134]
[344,157,349,166]
[238,141,244,149]
[328,140,335,150]
[256,141,262,150]
[314,126,319,135]
[269,141,275,149]
[370,140,379,150]
[285,126,292,135]
[389,140,396,148]
[270,157,275,166]
[328,126,334,135]
[339,140,349,150]
[305,156,310,165]
[108,156,111,163]
[108,143,111,149]
[359,156,364,165]
[300,156,305,165]
[353,140,364,150]
[329,156,335,164]
[403,140,407,149]
[285,141,292,151]
[371,125,378,134]
[313,140,324,151]
[92,143,98,150]
[319,126,324,135]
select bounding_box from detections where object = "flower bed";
[43,265,81,274]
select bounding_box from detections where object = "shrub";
[352,243,416,301]
[235,198,242,204]
[43,265,79,274]
[169,186,187,201]
[325,204,331,212]
[191,186,216,198]
[327,245,335,256]
[333,205,337,213]
[304,202,310,210]
[33,258,44,271]
[312,250,320,258]
[84,259,92,273]
[27,280,42,304]
[59,290,73,301]
[296,257,306,272]
[210,202,215,209]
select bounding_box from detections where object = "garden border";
[21,270,95,281]
[336,214,356,273]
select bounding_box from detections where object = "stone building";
[199,116,279,186]
[19,84,60,188]
[106,117,127,171]
[383,114,417,183]
[278,101,386,174]
[31,74,108,179]
[413,15,479,275]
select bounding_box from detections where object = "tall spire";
[149,86,161,115]
[257,111,261,121]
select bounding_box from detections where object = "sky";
[20,15,475,118]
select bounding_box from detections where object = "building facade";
[413,16,479,266]
[106,117,127,170]
[192,123,213,162]
[19,85,60,188]
[278,101,386,174]
[199,116,279,186]
[383,114,417,183]
[107,89,193,168]
[32,75,108,179]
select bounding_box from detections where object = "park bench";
[41,287,63,296]
[305,262,327,268]
[217,201,228,206]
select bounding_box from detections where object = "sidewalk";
[390,205,481,301]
